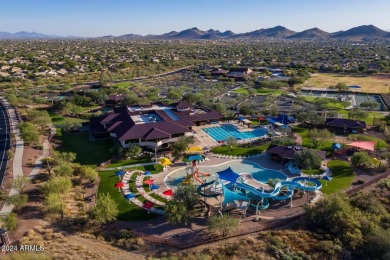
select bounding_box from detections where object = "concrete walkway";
[0,99,24,215]
[27,126,55,180]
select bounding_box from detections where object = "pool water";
[165,160,287,189]
[203,124,268,142]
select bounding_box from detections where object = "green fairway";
[57,131,113,167]
[256,88,283,95]
[320,160,354,195]
[98,170,158,221]
[211,143,270,156]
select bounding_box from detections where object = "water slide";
[236,177,322,200]
[249,198,270,210]
[196,180,222,198]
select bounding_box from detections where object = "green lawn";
[233,87,249,94]
[98,170,158,221]
[256,88,283,95]
[211,143,270,156]
[49,110,87,125]
[302,169,323,175]
[320,160,354,195]
[105,157,153,169]
[113,82,134,88]
[56,131,113,167]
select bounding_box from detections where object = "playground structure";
[193,167,322,218]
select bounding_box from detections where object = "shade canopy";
[237,116,245,121]
[217,167,240,183]
[322,176,333,181]
[144,171,152,176]
[160,157,172,166]
[144,179,155,185]
[347,141,376,151]
[187,147,203,153]
[186,154,203,161]
[115,170,125,176]
[114,182,124,188]
[332,143,342,150]
[124,193,135,199]
[162,189,174,196]
[151,184,160,190]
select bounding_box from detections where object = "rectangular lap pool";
[203,124,268,142]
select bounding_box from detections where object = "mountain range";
[1,25,389,40]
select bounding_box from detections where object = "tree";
[305,196,368,249]
[171,136,195,159]
[18,122,39,145]
[296,111,325,126]
[165,184,200,225]
[307,128,334,148]
[225,136,237,151]
[80,167,98,182]
[239,105,252,116]
[6,194,28,212]
[335,82,349,91]
[41,176,72,195]
[207,214,240,237]
[294,149,322,170]
[89,193,118,224]
[54,163,74,176]
[26,110,51,128]
[351,151,373,168]
[123,145,142,158]
[165,201,190,225]
[167,87,182,100]
[348,109,368,120]
[3,213,17,231]
[58,120,81,134]
[360,101,379,111]
[313,97,330,111]
[44,193,66,219]
[11,176,29,194]
[54,151,77,163]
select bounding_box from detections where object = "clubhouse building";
[90,101,222,149]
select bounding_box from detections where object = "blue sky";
[0,0,389,36]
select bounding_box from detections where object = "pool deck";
[152,153,299,196]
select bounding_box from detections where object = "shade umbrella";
[322,175,333,186]
[162,189,174,196]
[114,182,124,191]
[151,184,160,190]
[187,147,203,153]
[144,179,155,185]
[159,157,172,166]
[115,170,125,176]
[124,193,135,200]
[144,171,152,176]
[186,154,203,161]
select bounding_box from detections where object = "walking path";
[0,99,24,215]
[0,100,54,215]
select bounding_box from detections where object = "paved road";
[0,102,10,187]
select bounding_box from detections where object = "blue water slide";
[235,177,322,199]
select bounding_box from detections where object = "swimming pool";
[203,124,268,142]
[164,160,287,189]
